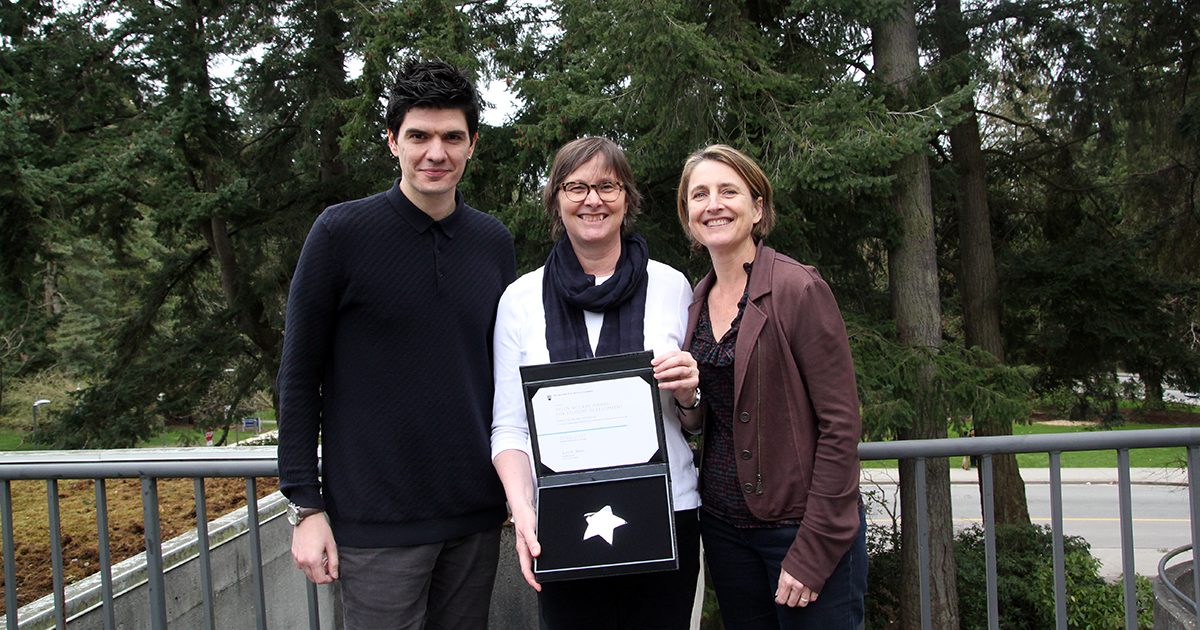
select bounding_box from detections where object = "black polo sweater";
[278,181,516,547]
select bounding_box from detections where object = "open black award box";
[520,350,678,582]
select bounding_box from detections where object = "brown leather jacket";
[685,243,862,593]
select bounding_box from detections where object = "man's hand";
[291,513,338,584]
[776,569,818,607]
[510,501,542,591]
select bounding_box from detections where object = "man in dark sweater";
[277,60,517,630]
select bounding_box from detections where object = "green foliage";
[495,0,964,295]
[867,523,1154,629]
[700,564,725,630]
[0,368,81,431]
[3,0,526,448]
[1002,224,1200,410]
[850,319,1032,441]
[961,525,1153,630]
[1,0,1196,454]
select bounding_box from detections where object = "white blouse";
[490,260,701,511]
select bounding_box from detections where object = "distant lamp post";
[32,399,51,450]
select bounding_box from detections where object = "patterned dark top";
[692,263,802,529]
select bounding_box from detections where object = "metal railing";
[0,446,314,630]
[1,428,1199,629]
[859,426,1200,630]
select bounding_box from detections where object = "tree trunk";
[1141,368,1165,410]
[176,5,283,404]
[198,216,283,377]
[43,260,61,317]
[315,0,349,187]
[875,1,960,628]
[934,0,1030,526]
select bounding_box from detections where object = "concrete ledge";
[1154,559,1197,630]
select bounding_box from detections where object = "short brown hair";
[543,137,643,241]
[676,144,776,249]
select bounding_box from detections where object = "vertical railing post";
[47,480,65,630]
[916,457,931,630]
[981,454,998,630]
[142,477,168,629]
[306,579,321,630]
[194,478,215,630]
[1049,451,1067,630]
[246,478,268,630]
[1188,445,1199,629]
[2,480,18,630]
[1117,449,1136,630]
[95,479,115,630]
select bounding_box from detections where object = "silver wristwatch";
[675,386,702,410]
[286,502,323,526]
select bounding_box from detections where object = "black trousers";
[538,508,701,630]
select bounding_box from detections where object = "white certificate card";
[530,376,659,473]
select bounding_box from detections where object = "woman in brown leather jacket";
[676,144,867,630]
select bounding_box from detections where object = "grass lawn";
[0,412,278,452]
[0,431,34,451]
[1009,422,1188,468]
[861,420,1193,469]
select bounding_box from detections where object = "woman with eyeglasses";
[676,145,866,629]
[491,137,702,629]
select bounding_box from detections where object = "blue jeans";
[700,507,867,630]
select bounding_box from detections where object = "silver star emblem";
[582,505,627,545]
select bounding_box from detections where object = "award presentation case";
[520,351,678,582]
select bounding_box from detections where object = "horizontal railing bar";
[3,429,1195,478]
[0,446,293,480]
[0,446,280,464]
[0,462,281,480]
[858,427,1200,460]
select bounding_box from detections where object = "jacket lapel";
[734,242,774,400]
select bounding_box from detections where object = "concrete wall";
[17,492,337,630]
[490,526,539,630]
[1154,560,1197,630]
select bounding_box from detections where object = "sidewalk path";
[862,466,1189,486]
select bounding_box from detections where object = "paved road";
[1117,372,1200,406]
[861,468,1195,578]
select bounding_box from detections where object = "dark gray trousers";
[338,527,502,630]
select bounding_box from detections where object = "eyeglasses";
[559,181,625,202]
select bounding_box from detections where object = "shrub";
[866,523,1153,629]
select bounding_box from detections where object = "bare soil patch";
[1030,407,1200,426]
[1125,407,1200,425]
[0,476,279,614]
[1036,419,1097,426]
